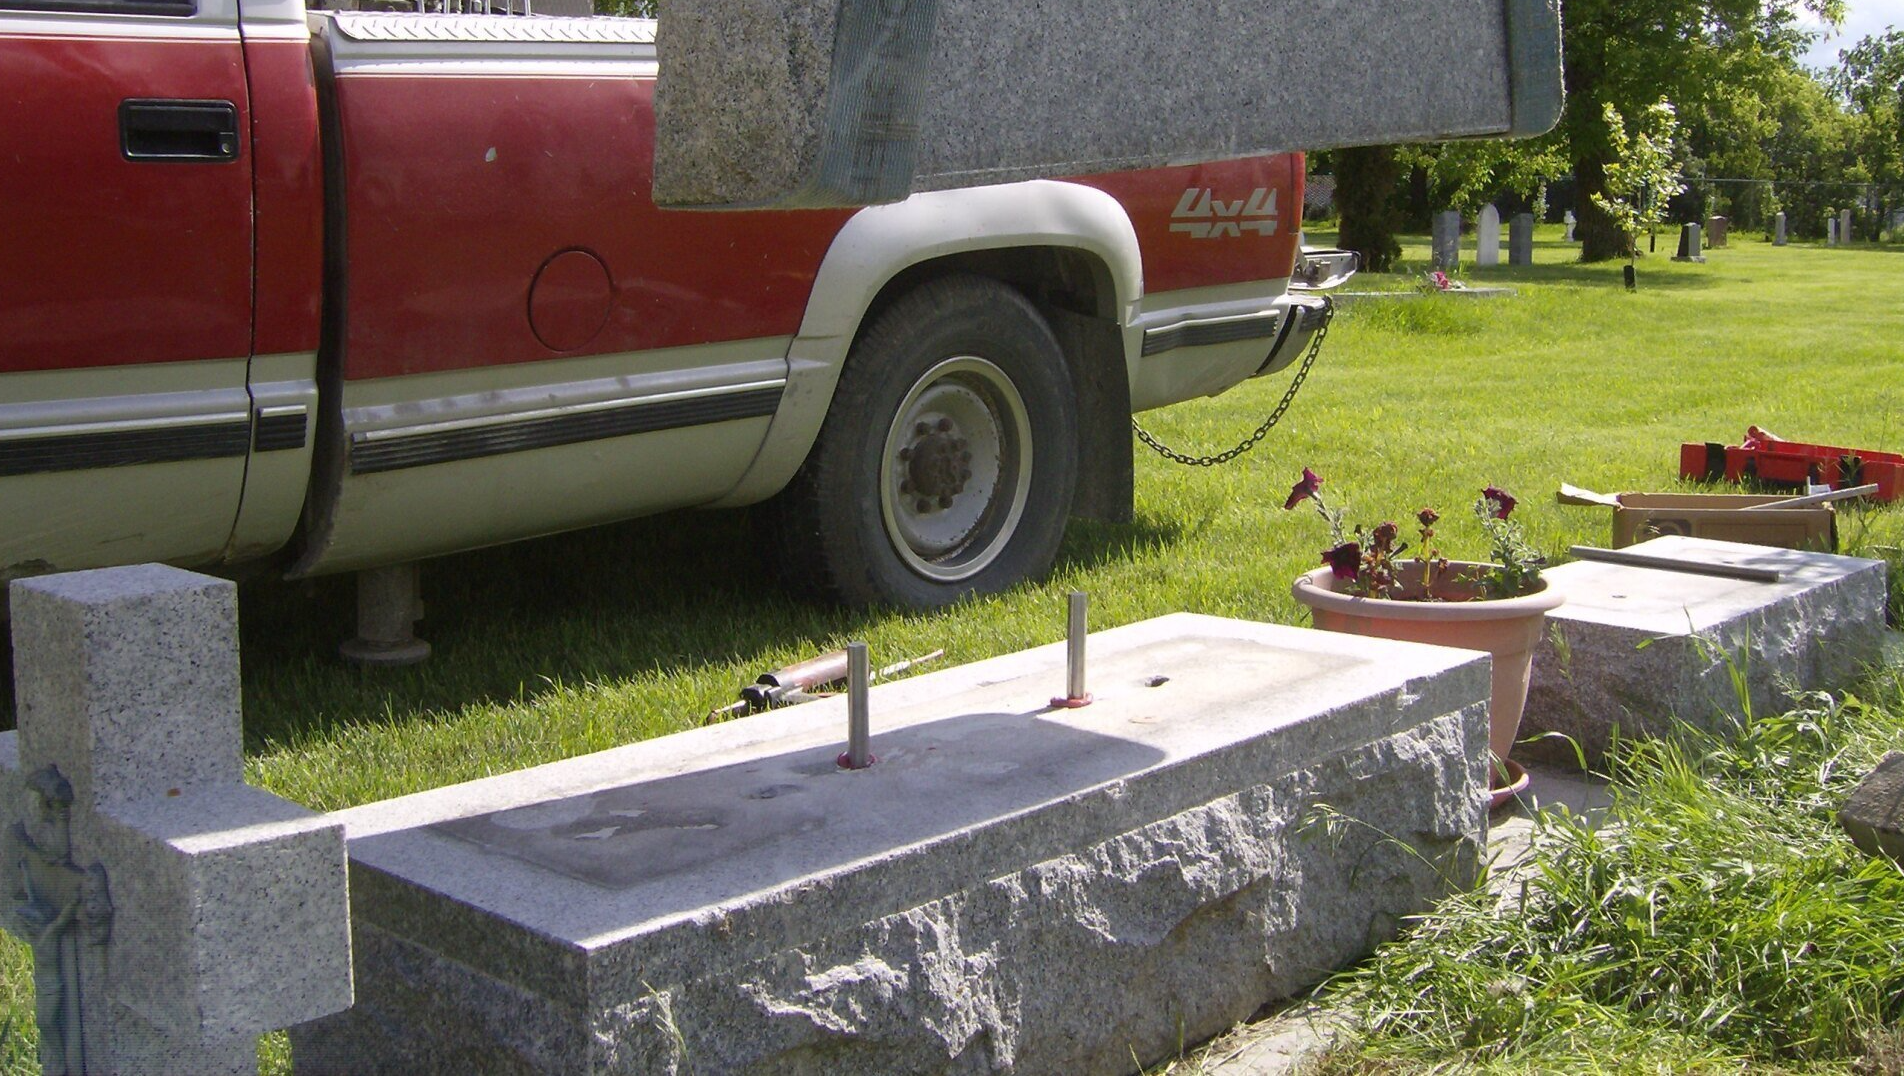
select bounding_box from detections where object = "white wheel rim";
[878,356,1034,583]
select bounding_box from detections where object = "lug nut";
[915,422,930,436]
[900,480,913,494]
[960,451,972,463]
[898,447,912,461]
[961,469,972,482]
[937,418,953,432]
[938,495,954,509]
[915,498,931,513]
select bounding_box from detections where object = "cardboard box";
[1611,493,1835,551]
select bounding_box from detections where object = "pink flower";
[1483,487,1517,519]
[1322,542,1361,580]
[1284,468,1323,510]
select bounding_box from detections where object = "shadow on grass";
[1467,260,1724,291]
[225,507,906,748]
[1055,513,1183,573]
[0,508,1182,748]
[214,506,1171,750]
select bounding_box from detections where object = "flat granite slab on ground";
[1523,536,1887,764]
[291,614,1492,1075]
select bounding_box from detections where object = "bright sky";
[1800,0,1904,69]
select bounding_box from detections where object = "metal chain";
[1131,302,1333,467]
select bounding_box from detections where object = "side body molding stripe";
[347,383,784,474]
[0,419,250,477]
[1140,311,1285,357]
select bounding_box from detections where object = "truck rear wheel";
[767,274,1078,607]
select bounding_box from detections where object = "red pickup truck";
[0,1,1342,651]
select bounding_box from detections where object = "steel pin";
[1050,591,1094,709]
[838,641,876,769]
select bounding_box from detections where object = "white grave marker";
[1476,205,1502,266]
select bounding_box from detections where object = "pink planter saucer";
[1489,757,1531,811]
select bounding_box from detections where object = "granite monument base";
[292,614,1490,1074]
[1523,537,1888,765]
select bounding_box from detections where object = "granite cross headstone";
[1431,210,1461,271]
[1475,205,1502,267]
[1,565,351,1075]
[1774,211,1787,246]
[1508,212,1534,265]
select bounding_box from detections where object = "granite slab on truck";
[652,0,1564,208]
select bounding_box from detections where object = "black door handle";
[119,99,240,162]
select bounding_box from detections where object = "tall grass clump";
[1314,671,1904,1074]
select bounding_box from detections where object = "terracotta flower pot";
[1291,561,1564,795]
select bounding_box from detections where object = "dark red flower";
[1483,487,1517,519]
[1322,542,1361,579]
[1371,521,1400,549]
[1416,507,1440,527]
[1284,467,1323,510]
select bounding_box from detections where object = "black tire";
[764,274,1079,607]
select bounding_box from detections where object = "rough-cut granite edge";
[291,702,1488,1075]
[1523,562,1887,763]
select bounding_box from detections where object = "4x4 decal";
[1169,187,1279,238]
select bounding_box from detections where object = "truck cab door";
[0,0,253,578]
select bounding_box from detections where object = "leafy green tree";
[1334,146,1405,272]
[1761,64,1867,236]
[1592,99,1687,254]
[1397,138,1571,216]
[1831,29,1904,238]
[1561,0,1841,261]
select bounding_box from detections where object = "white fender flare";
[712,179,1143,508]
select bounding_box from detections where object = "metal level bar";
[1752,483,1879,510]
[1569,546,1782,584]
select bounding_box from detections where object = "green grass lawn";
[216,226,1904,811]
[1304,676,1904,1075]
[3,227,1902,1071]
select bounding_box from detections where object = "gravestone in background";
[1705,215,1727,248]
[1475,204,1502,266]
[1774,211,1788,246]
[1828,211,1839,245]
[1509,212,1535,265]
[1563,208,1575,241]
[1841,208,1854,244]
[1,566,352,1075]
[1431,210,1462,271]
[652,0,1565,208]
[1673,223,1706,263]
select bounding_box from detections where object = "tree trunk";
[1573,154,1632,262]
[1335,145,1404,274]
